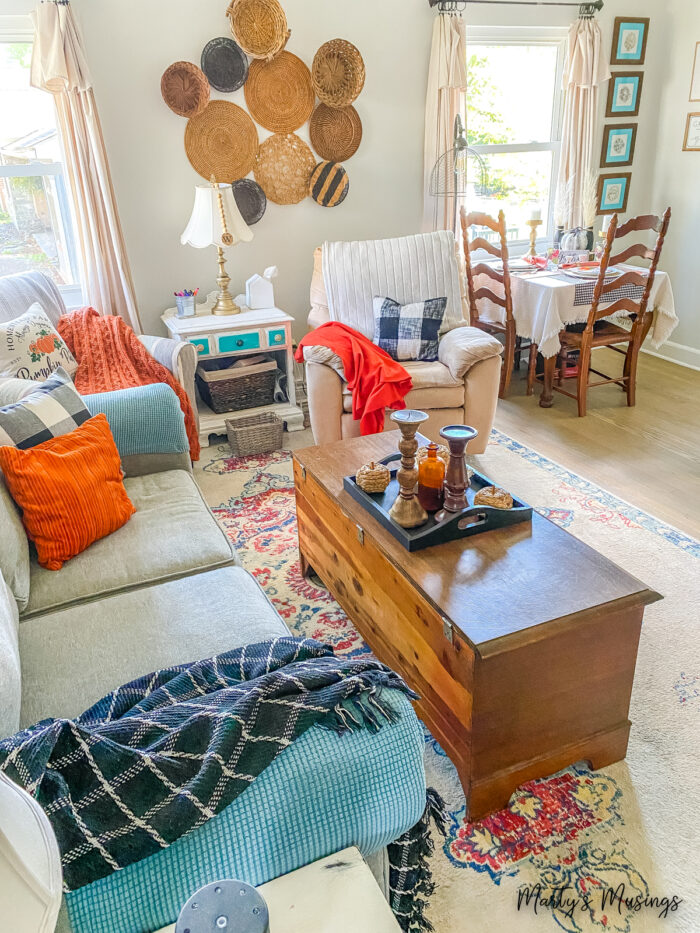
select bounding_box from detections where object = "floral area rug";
[195,430,699,933]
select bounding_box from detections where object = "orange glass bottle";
[417,443,445,513]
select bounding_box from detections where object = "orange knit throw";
[57,308,200,461]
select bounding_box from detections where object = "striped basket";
[309,161,349,207]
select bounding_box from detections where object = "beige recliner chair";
[303,233,502,454]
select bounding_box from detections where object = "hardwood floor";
[494,348,700,539]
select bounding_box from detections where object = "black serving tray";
[343,454,532,552]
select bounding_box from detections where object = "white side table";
[154,847,401,933]
[162,297,304,447]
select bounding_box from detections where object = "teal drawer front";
[267,328,286,347]
[218,332,261,353]
[189,337,210,356]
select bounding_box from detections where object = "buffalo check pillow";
[373,296,447,362]
[0,367,90,449]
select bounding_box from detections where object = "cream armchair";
[304,235,502,455]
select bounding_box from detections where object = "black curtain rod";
[429,0,603,11]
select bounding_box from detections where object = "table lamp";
[181,179,253,315]
[0,772,62,933]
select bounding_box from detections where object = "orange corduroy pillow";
[0,414,135,570]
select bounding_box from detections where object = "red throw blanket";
[58,308,200,461]
[295,322,412,436]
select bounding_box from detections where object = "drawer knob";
[194,343,205,352]
[236,339,244,347]
[274,334,283,342]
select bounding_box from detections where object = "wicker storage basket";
[196,359,277,414]
[226,412,284,456]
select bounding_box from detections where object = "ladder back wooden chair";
[461,206,531,398]
[527,207,671,416]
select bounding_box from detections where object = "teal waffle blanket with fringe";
[0,637,418,893]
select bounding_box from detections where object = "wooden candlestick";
[435,424,479,522]
[389,410,430,529]
[526,218,542,258]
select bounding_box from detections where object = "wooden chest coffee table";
[293,432,661,821]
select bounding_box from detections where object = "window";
[0,32,81,303]
[465,27,566,246]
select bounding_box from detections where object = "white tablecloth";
[473,264,677,358]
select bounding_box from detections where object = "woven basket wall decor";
[245,52,314,134]
[309,104,362,161]
[312,39,365,109]
[201,37,249,93]
[232,178,267,225]
[185,100,258,183]
[254,133,315,205]
[309,161,350,207]
[161,61,210,118]
[227,0,290,61]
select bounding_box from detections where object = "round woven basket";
[232,178,267,225]
[312,39,365,109]
[201,37,249,93]
[309,161,350,207]
[254,133,315,205]
[161,61,210,118]
[245,52,314,134]
[227,0,290,60]
[309,103,362,161]
[185,101,258,183]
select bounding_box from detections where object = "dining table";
[472,261,677,406]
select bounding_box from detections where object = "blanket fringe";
[387,788,449,933]
[320,686,401,735]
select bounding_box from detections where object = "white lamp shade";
[181,183,253,249]
[0,773,62,933]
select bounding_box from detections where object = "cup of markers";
[175,289,199,318]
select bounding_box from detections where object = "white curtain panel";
[30,1,141,332]
[423,13,467,234]
[555,17,610,231]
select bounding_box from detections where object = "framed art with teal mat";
[611,17,649,65]
[606,72,644,117]
[600,124,637,167]
[597,173,632,215]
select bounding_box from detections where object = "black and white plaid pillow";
[373,296,447,362]
[0,367,90,449]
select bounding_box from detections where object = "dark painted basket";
[232,178,267,225]
[201,37,249,93]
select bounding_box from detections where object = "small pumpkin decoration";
[356,460,391,494]
[473,485,513,510]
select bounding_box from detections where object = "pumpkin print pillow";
[0,303,78,381]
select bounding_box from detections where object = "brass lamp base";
[212,245,241,315]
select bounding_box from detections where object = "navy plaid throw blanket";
[0,637,418,894]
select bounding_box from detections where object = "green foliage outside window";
[465,54,513,199]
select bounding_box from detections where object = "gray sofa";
[0,391,289,736]
[0,277,427,933]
